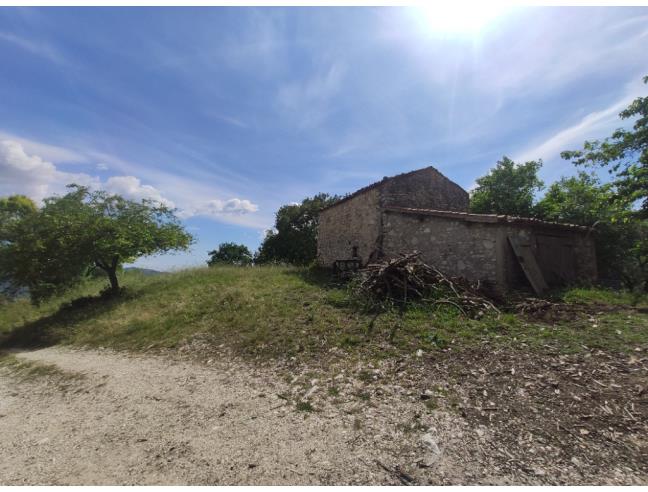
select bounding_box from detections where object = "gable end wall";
[378,168,469,211]
[317,188,381,267]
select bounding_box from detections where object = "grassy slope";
[1,266,647,359]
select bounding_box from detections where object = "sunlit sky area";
[1,6,647,270]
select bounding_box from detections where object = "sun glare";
[413,3,509,36]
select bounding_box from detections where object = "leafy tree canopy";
[0,195,38,297]
[534,172,647,289]
[0,195,37,236]
[0,194,37,218]
[469,156,544,216]
[534,171,623,225]
[255,193,341,265]
[561,75,648,218]
[207,242,253,266]
[0,185,193,303]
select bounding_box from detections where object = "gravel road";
[0,347,452,485]
[1,346,645,485]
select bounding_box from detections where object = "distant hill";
[1,268,163,300]
[123,267,164,276]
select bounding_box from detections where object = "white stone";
[304,385,319,399]
[420,433,441,455]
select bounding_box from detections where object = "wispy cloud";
[515,76,646,166]
[210,114,248,129]
[0,31,67,65]
[277,62,346,129]
[469,10,648,97]
[143,9,288,80]
[0,131,86,163]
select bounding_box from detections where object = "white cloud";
[0,139,98,202]
[104,175,174,208]
[0,140,174,209]
[0,134,268,229]
[0,132,87,163]
[189,198,259,217]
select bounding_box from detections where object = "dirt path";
[0,346,646,485]
[0,347,458,485]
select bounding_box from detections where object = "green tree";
[534,171,618,225]
[535,172,647,289]
[0,195,37,236]
[0,185,193,303]
[0,194,37,219]
[255,193,341,265]
[0,195,38,297]
[561,75,648,218]
[470,156,544,216]
[207,242,253,266]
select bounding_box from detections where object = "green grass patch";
[295,401,314,412]
[558,287,648,307]
[1,266,646,361]
[327,386,340,397]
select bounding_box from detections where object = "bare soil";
[0,345,646,485]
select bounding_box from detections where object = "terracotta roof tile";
[384,207,592,232]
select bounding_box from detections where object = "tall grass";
[1,266,646,359]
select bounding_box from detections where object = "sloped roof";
[384,207,592,233]
[320,166,458,212]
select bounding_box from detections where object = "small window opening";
[352,246,359,258]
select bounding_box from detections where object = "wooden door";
[508,235,549,295]
[535,235,576,286]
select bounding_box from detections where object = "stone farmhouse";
[317,166,597,294]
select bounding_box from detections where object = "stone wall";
[379,167,469,212]
[381,210,598,292]
[316,167,470,267]
[381,210,500,287]
[317,188,381,267]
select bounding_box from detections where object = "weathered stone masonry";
[382,210,499,287]
[318,188,381,268]
[317,167,469,266]
[381,208,597,292]
[317,166,597,292]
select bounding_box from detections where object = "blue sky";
[1,6,646,270]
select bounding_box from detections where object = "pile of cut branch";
[353,252,500,318]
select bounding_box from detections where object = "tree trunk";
[107,267,119,293]
[96,256,120,295]
[107,255,120,293]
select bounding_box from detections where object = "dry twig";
[352,252,499,318]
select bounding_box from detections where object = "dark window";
[352,246,359,258]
